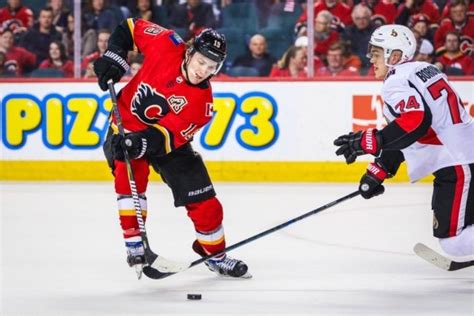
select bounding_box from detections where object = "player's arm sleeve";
[375,150,405,177]
[380,81,432,151]
[107,18,136,55]
[108,18,167,55]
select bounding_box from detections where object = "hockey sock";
[186,197,226,259]
[117,194,148,246]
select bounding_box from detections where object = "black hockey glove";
[93,45,129,91]
[334,128,383,164]
[111,128,163,161]
[359,162,388,199]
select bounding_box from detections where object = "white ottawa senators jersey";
[382,61,474,181]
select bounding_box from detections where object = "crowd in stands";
[0,0,472,78]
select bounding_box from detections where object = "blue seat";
[216,27,247,67]
[220,3,259,36]
[266,2,303,35]
[258,28,293,61]
[30,68,65,78]
[227,66,259,77]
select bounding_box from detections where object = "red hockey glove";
[359,162,388,199]
[334,128,383,164]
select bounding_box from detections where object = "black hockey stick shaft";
[189,190,361,267]
[108,81,153,257]
[450,260,474,271]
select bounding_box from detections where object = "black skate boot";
[192,240,252,278]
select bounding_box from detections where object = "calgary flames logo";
[131,82,170,125]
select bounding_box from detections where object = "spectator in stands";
[315,41,358,76]
[361,0,398,26]
[124,53,144,78]
[296,0,352,33]
[19,7,62,67]
[130,0,168,26]
[62,13,74,59]
[0,28,36,76]
[231,34,276,77]
[415,38,434,62]
[81,29,111,70]
[341,40,362,73]
[435,31,473,75]
[312,10,339,57]
[440,0,474,20]
[269,45,307,77]
[39,40,73,77]
[83,60,96,78]
[294,35,323,71]
[82,0,120,56]
[168,0,216,40]
[47,0,70,34]
[83,0,120,32]
[0,51,7,76]
[342,4,374,72]
[396,0,441,27]
[409,14,435,43]
[434,0,474,55]
[0,0,34,36]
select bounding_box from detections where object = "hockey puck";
[187,294,202,300]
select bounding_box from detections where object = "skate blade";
[135,263,144,280]
[210,270,253,279]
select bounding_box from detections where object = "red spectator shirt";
[298,1,353,27]
[434,16,474,55]
[315,30,340,56]
[365,0,398,24]
[113,19,213,153]
[0,5,34,32]
[396,0,440,24]
[39,59,74,77]
[269,67,306,77]
[82,51,100,70]
[436,52,474,75]
[4,46,36,75]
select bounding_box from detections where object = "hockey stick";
[413,243,474,271]
[143,190,361,279]
[108,81,188,279]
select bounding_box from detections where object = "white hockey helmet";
[368,24,417,66]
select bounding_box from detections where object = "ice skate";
[126,241,146,279]
[192,240,252,278]
[205,256,252,278]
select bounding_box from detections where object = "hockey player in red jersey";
[93,18,250,278]
[334,24,474,258]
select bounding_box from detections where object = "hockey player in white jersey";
[334,24,474,258]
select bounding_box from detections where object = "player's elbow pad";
[381,109,432,151]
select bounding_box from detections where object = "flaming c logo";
[352,95,387,131]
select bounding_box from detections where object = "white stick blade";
[151,256,190,273]
[413,243,451,271]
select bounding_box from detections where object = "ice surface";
[1,182,473,315]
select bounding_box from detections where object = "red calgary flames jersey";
[114,19,214,153]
